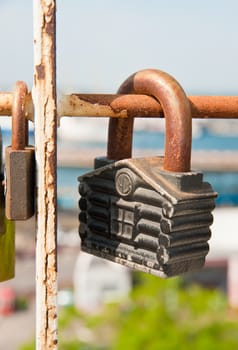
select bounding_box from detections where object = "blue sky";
[0,0,238,94]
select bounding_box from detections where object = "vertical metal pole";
[33,1,57,349]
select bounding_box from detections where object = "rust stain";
[73,94,162,118]
[44,3,56,80]
[74,94,117,106]
[69,94,77,109]
[36,64,45,80]
[47,149,57,208]
[45,4,55,36]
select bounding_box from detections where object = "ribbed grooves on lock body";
[158,242,210,265]
[85,175,116,196]
[162,198,216,218]
[134,233,158,251]
[158,198,215,266]
[79,174,162,271]
[160,212,214,234]
[133,188,164,207]
[87,191,111,208]
[79,191,111,237]
[159,227,211,248]
[79,173,115,238]
[137,204,162,222]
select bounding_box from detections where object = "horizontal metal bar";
[0,93,13,115]
[0,92,34,120]
[58,94,238,119]
[0,93,238,120]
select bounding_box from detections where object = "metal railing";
[0,1,237,349]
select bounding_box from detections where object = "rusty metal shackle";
[107,69,192,173]
[12,81,28,150]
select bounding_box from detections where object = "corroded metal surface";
[58,94,238,119]
[108,69,192,172]
[0,93,13,116]
[33,0,57,349]
[0,92,33,120]
[11,82,27,150]
[189,95,238,119]
[1,92,238,121]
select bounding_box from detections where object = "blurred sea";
[56,129,238,210]
[1,123,238,210]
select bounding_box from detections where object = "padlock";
[5,81,35,220]
[0,126,15,281]
[0,128,5,234]
[78,69,217,277]
[0,216,15,282]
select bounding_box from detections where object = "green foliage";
[58,305,82,329]
[58,339,95,350]
[15,296,28,311]
[109,274,238,350]
[20,272,238,350]
[19,340,35,350]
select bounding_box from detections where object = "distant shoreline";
[57,147,238,171]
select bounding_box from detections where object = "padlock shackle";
[12,81,28,151]
[107,69,192,173]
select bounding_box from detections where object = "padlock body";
[0,218,15,281]
[0,172,15,282]
[5,146,35,220]
[78,156,217,277]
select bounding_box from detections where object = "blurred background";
[0,0,238,349]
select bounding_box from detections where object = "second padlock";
[5,81,35,220]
